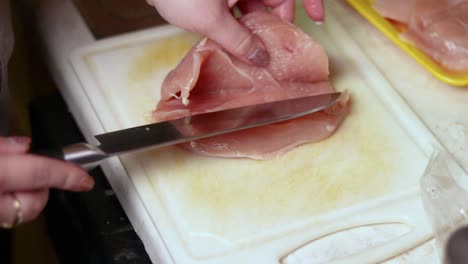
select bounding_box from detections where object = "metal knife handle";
[64,143,107,170]
[37,143,107,171]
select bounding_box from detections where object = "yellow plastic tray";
[346,0,468,87]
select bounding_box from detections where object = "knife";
[38,92,341,170]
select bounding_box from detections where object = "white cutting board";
[330,2,468,261]
[332,1,468,172]
[68,2,449,263]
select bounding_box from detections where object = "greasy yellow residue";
[128,33,200,82]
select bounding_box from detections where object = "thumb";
[198,8,270,66]
[0,137,31,154]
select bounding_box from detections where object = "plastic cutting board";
[68,2,450,264]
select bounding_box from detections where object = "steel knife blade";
[39,92,341,170]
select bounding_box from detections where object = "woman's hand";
[0,136,94,228]
[146,0,324,66]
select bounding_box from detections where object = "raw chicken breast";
[373,0,414,23]
[153,11,350,160]
[373,0,468,72]
[179,93,350,160]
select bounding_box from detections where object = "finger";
[302,0,324,22]
[197,5,270,67]
[0,193,17,227]
[270,0,295,22]
[0,136,31,154]
[0,191,49,227]
[0,154,94,192]
[15,190,49,224]
[237,0,266,14]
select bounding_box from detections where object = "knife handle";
[36,143,106,171]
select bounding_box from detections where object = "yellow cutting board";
[69,2,444,263]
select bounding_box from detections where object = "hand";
[147,0,324,66]
[0,136,94,228]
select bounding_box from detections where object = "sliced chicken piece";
[374,0,468,72]
[373,0,415,23]
[153,11,350,159]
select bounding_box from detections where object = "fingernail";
[248,48,270,67]
[314,16,325,25]
[80,177,95,191]
[7,136,31,146]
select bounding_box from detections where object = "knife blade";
[38,92,341,170]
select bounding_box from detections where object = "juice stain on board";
[128,32,200,83]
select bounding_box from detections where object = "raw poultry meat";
[153,11,350,160]
[373,0,468,72]
[175,98,349,160]
[373,0,413,23]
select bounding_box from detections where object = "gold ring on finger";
[0,193,23,229]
